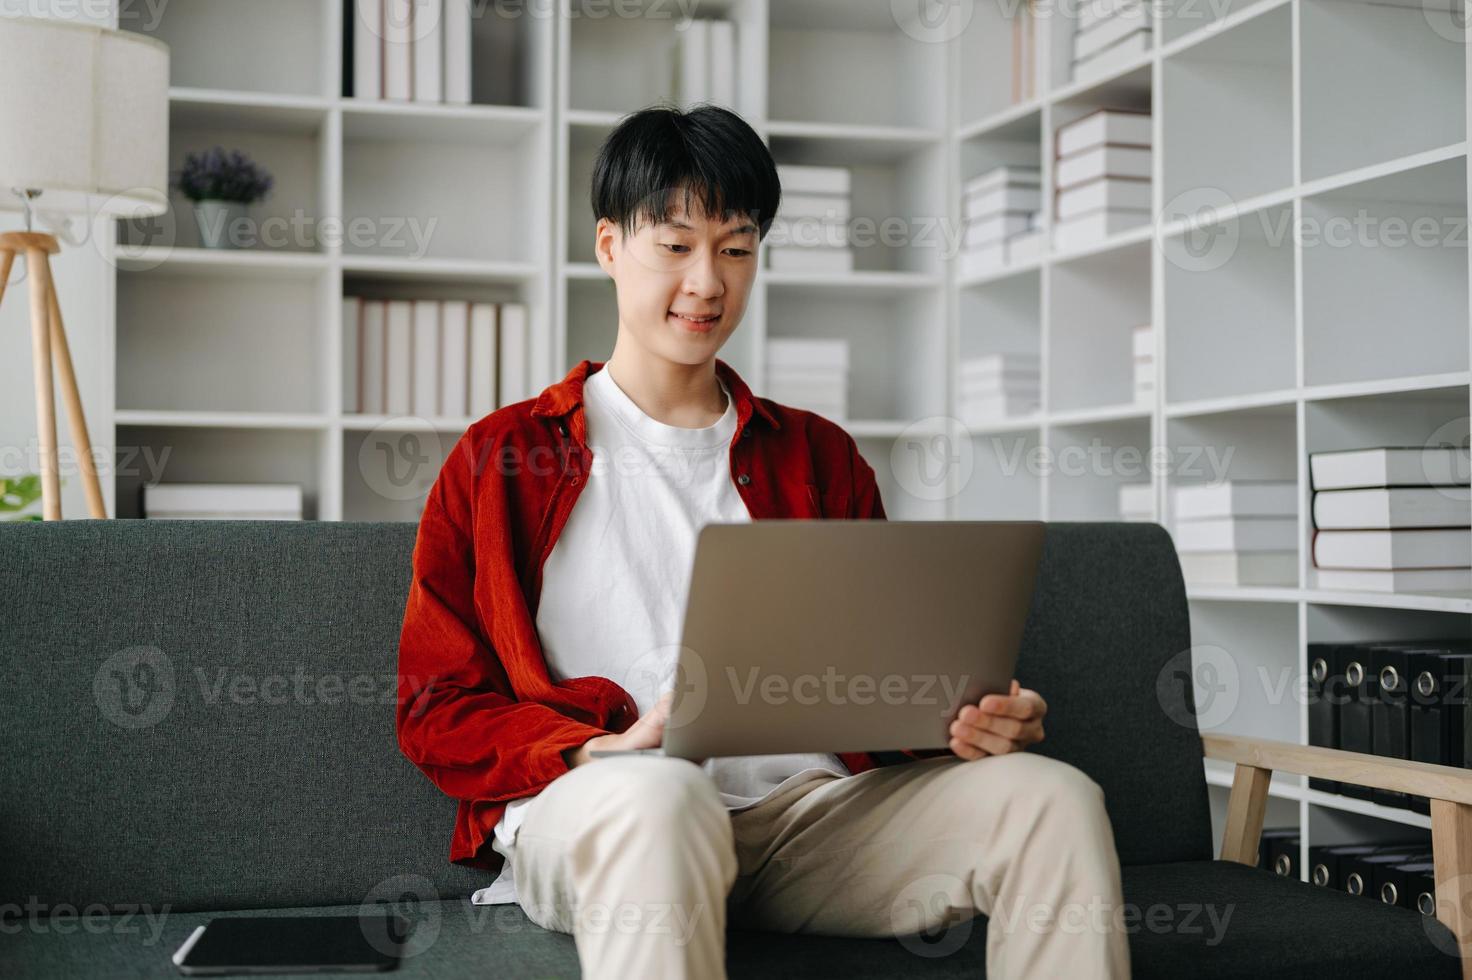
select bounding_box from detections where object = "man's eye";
[662,244,690,254]
[725,248,752,257]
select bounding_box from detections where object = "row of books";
[343,297,530,418]
[1054,108,1151,252]
[671,18,736,109]
[767,337,848,420]
[959,166,1043,278]
[1171,480,1297,587]
[769,165,854,274]
[957,352,1038,426]
[1310,446,1471,594]
[1072,0,1151,85]
[1132,324,1154,404]
[141,483,303,521]
[1259,828,1439,913]
[351,0,472,104]
[1307,638,1472,816]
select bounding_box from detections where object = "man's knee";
[951,751,1107,821]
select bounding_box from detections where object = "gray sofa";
[0,519,1461,978]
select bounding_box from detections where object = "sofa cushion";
[2,861,1459,979]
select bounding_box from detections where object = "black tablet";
[171,913,408,975]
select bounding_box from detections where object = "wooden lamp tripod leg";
[43,252,107,518]
[25,244,61,521]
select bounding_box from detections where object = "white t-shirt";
[470,365,847,906]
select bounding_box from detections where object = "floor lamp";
[0,16,170,520]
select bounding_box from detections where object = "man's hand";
[563,691,672,768]
[946,679,1046,760]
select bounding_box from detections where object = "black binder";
[1409,651,1472,816]
[1307,642,1344,794]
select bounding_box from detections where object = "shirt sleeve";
[396,478,612,805]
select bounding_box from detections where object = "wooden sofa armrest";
[1201,734,1472,976]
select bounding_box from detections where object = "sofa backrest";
[0,519,1211,914]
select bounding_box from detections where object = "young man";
[397,105,1130,979]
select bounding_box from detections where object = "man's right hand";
[563,690,672,768]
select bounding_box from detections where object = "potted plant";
[0,474,43,522]
[172,146,274,249]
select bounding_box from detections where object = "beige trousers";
[507,752,1131,979]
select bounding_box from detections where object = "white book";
[1007,229,1046,263]
[342,297,361,413]
[385,300,413,415]
[767,337,850,370]
[678,19,709,104]
[1174,517,1298,552]
[1057,177,1151,220]
[1073,7,1151,60]
[1056,144,1152,189]
[1178,551,1298,587]
[781,193,852,222]
[1134,359,1155,389]
[1118,482,1153,517]
[498,302,529,407]
[143,483,303,515]
[1310,446,1472,490]
[1132,323,1153,358]
[1315,567,1472,594]
[961,354,1040,378]
[411,299,440,417]
[770,383,848,404]
[767,368,849,388]
[384,0,414,101]
[964,212,1035,249]
[1056,108,1152,157]
[770,215,848,249]
[361,299,386,414]
[709,19,735,109]
[961,379,1041,401]
[1313,528,1472,570]
[413,0,443,103]
[1072,28,1151,85]
[1054,208,1151,250]
[443,0,472,105]
[779,164,851,196]
[959,242,1006,278]
[964,185,1043,222]
[767,245,854,274]
[959,395,1040,423]
[353,0,383,99]
[1313,486,1472,530]
[1078,0,1143,31]
[963,166,1041,199]
[439,300,470,418]
[468,302,498,416]
[1173,481,1297,520]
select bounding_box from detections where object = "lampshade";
[0,15,169,218]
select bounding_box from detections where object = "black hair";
[590,103,781,241]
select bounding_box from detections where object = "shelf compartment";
[1158,0,1283,45]
[1046,417,1154,521]
[114,424,328,520]
[1301,155,1469,388]
[956,4,1040,127]
[1047,240,1150,413]
[342,111,545,263]
[1299,0,1466,181]
[1186,599,1303,742]
[768,1,944,131]
[341,423,457,522]
[958,428,1043,520]
[123,0,334,97]
[1161,3,1292,205]
[116,266,332,416]
[1163,203,1295,404]
[959,268,1042,387]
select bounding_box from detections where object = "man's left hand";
[947,679,1047,760]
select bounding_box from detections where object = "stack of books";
[1071,0,1151,85]
[1172,480,1298,586]
[673,18,736,110]
[1310,446,1472,594]
[1118,482,1153,522]
[959,166,1043,278]
[352,0,473,103]
[766,338,848,420]
[1010,6,1039,103]
[1054,109,1151,252]
[957,352,1040,426]
[769,165,853,274]
[1133,324,1153,403]
[142,483,303,521]
[344,297,530,419]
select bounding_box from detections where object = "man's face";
[594,193,760,367]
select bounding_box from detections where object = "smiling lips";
[670,311,720,325]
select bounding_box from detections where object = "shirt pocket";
[805,483,850,519]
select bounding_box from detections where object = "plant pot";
[193,199,247,249]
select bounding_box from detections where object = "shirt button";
[737,473,751,486]
[741,428,751,439]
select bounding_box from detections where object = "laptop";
[590,520,1045,760]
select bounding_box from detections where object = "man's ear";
[594,218,619,275]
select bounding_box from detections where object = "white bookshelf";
[97,0,1469,860]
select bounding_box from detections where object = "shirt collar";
[530,357,782,432]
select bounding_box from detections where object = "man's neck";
[602,349,728,429]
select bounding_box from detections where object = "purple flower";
[171,146,275,205]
